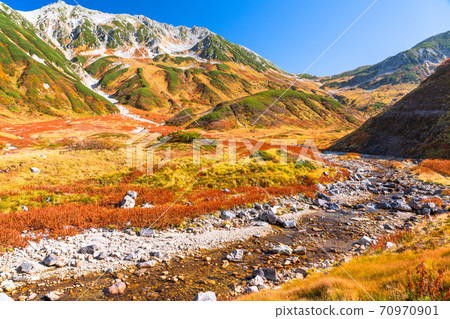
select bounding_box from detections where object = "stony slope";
[329,59,450,159]
[0,2,117,122]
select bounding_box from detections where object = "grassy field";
[0,128,347,253]
[239,214,450,301]
[412,159,450,186]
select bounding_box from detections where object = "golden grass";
[412,159,450,186]
[239,215,450,301]
[0,149,128,191]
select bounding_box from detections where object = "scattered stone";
[43,254,59,267]
[357,236,373,246]
[220,211,235,220]
[248,275,265,286]
[271,244,292,255]
[119,195,135,209]
[245,286,258,293]
[253,268,278,281]
[21,205,28,212]
[126,191,138,199]
[294,246,307,255]
[43,291,62,301]
[0,280,15,292]
[17,262,38,274]
[39,154,47,159]
[227,249,244,262]
[79,244,98,254]
[106,282,126,296]
[193,291,216,301]
[138,227,155,237]
[94,251,108,260]
[30,167,40,174]
[138,261,158,268]
[283,220,296,228]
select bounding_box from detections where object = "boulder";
[193,291,216,301]
[220,210,235,220]
[327,203,341,211]
[94,251,108,260]
[226,249,244,262]
[294,267,309,278]
[43,291,62,301]
[271,244,292,255]
[119,195,135,209]
[408,200,422,211]
[253,268,278,281]
[138,227,156,237]
[126,191,138,199]
[106,282,126,296]
[357,236,373,246]
[378,201,392,209]
[124,253,138,261]
[293,246,307,255]
[248,275,265,286]
[317,192,331,201]
[385,242,396,249]
[282,220,296,228]
[30,167,40,174]
[79,244,98,254]
[43,254,59,267]
[138,261,158,268]
[245,286,258,293]
[0,280,15,292]
[17,262,38,274]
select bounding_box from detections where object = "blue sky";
[9,0,450,76]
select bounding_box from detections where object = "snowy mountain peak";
[18,1,278,71]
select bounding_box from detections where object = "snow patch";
[31,54,45,64]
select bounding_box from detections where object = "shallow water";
[22,210,388,301]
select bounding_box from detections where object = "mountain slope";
[15,1,298,117]
[323,31,449,90]
[329,59,450,159]
[319,31,449,115]
[19,1,280,71]
[0,2,117,122]
[168,89,364,130]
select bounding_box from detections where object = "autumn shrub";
[166,131,201,143]
[418,159,450,176]
[421,197,444,207]
[371,229,414,252]
[407,262,450,301]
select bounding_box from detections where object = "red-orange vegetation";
[0,183,317,253]
[421,197,444,207]
[418,159,450,177]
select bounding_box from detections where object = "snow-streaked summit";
[18,1,279,71]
